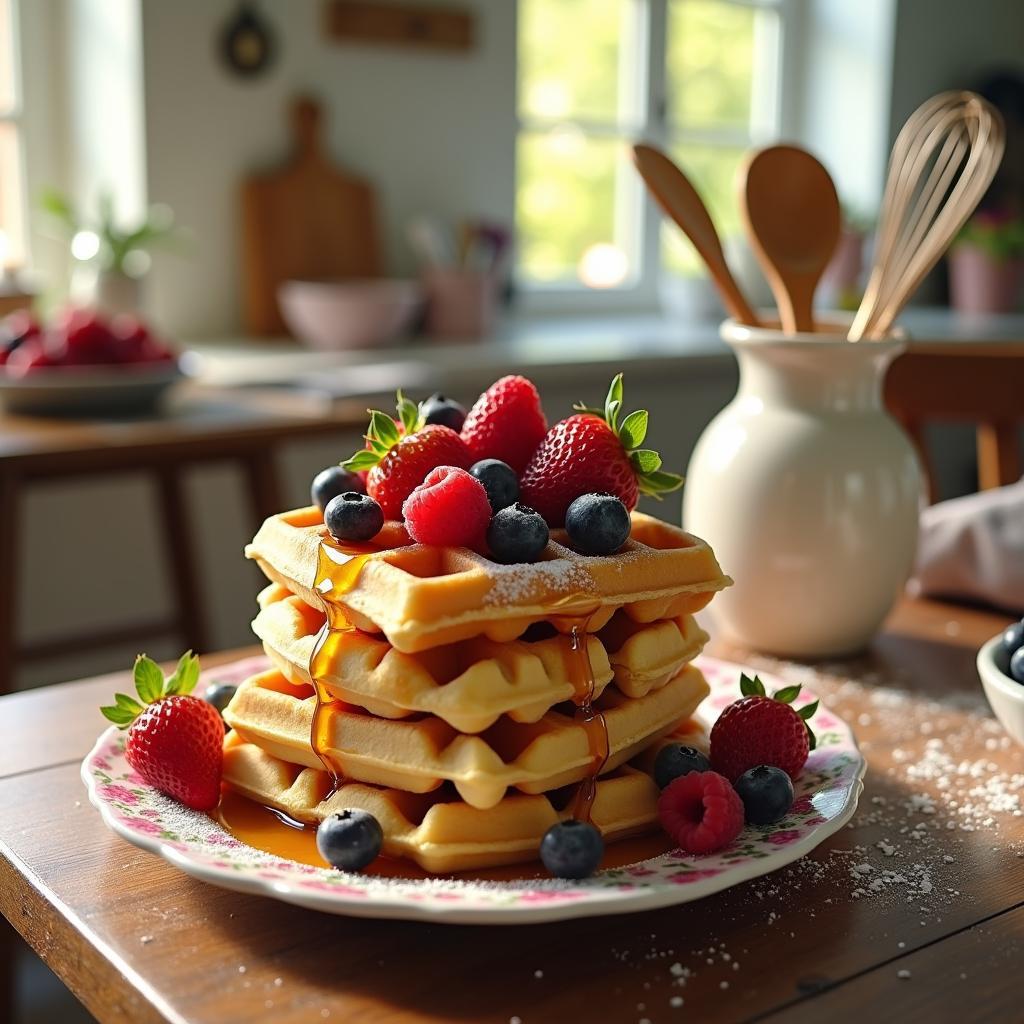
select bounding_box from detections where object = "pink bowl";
[278,279,422,350]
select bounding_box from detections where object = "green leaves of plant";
[772,685,801,705]
[619,410,648,449]
[342,390,428,474]
[100,651,201,729]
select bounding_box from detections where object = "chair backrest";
[884,342,1024,503]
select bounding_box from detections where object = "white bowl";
[278,279,422,350]
[978,632,1024,745]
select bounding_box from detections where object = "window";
[0,0,25,269]
[516,0,789,305]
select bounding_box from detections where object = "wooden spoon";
[632,143,759,326]
[738,145,841,334]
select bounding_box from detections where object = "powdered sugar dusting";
[482,551,594,606]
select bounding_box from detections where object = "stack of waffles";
[220,505,732,873]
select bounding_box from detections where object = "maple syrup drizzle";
[307,538,378,794]
[563,615,611,823]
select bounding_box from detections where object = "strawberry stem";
[100,652,201,729]
[573,373,683,500]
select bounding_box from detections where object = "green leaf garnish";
[739,672,766,697]
[165,650,200,696]
[341,390,431,475]
[100,652,203,729]
[133,657,164,704]
[797,699,819,721]
[572,374,684,500]
[772,685,801,705]
[619,409,648,449]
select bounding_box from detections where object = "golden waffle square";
[222,665,710,810]
[245,507,732,654]
[222,733,680,873]
[252,588,708,732]
[254,589,614,733]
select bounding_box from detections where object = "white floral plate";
[83,655,865,925]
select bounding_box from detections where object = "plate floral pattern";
[83,655,865,924]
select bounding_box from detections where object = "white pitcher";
[683,319,922,658]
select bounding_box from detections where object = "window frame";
[514,0,798,313]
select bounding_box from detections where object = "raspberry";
[657,770,744,855]
[402,466,492,548]
[710,696,811,782]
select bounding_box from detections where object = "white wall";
[139,0,517,339]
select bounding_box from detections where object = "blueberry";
[654,743,710,789]
[316,809,383,871]
[203,682,237,716]
[1011,646,1024,685]
[470,458,519,512]
[539,819,604,879]
[420,392,467,431]
[734,765,795,826]
[1001,620,1024,659]
[312,466,365,511]
[564,493,631,555]
[324,492,384,542]
[486,502,549,563]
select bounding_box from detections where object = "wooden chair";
[884,342,1024,503]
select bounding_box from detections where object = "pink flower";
[139,808,160,818]
[518,889,585,903]
[124,772,149,787]
[766,829,802,845]
[101,783,138,805]
[790,795,814,815]
[666,869,721,885]
[814,714,837,730]
[804,816,826,827]
[299,879,369,896]
[121,815,163,835]
[91,757,113,771]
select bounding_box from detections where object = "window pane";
[667,0,777,134]
[517,129,636,286]
[661,142,745,274]
[0,0,14,113]
[0,121,24,264]
[518,0,641,126]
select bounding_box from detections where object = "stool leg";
[155,466,210,656]
[0,473,18,694]
[242,449,284,529]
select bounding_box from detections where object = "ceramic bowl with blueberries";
[978,618,1024,745]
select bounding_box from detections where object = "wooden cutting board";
[241,96,382,335]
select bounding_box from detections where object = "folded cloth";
[907,479,1024,613]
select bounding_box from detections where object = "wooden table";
[0,385,363,694]
[1,598,1019,1023]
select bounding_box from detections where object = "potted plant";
[39,189,184,315]
[948,210,1024,314]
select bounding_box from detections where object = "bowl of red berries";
[0,308,181,415]
[978,618,1024,746]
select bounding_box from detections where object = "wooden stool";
[0,387,362,695]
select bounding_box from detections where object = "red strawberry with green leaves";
[343,391,473,519]
[460,374,547,473]
[519,373,683,526]
[101,652,224,811]
[709,673,818,782]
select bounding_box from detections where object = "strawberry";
[460,375,547,473]
[101,652,224,812]
[519,374,683,526]
[709,673,818,782]
[343,391,473,519]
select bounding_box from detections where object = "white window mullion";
[641,0,669,291]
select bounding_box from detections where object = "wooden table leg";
[242,448,284,529]
[0,473,18,695]
[155,466,210,656]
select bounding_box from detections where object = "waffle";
[223,665,710,809]
[253,588,708,733]
[246,507,732,654]
[222,727,704,873]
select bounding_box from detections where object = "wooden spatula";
[633,143,759,326]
